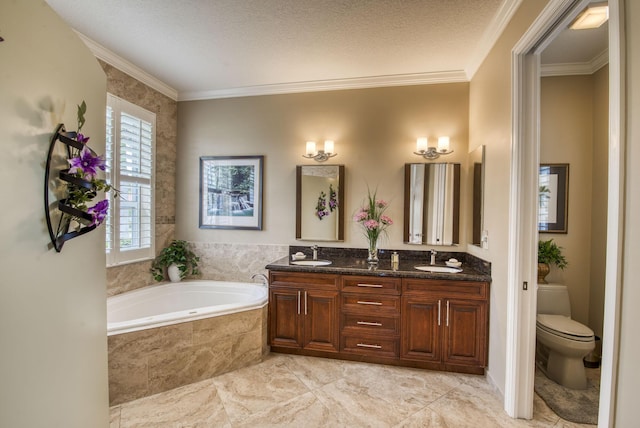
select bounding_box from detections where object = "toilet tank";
[537,283,571,317]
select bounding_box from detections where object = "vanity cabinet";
[267,269,489,374]
[269,271,340,353]
[401,278,488,373]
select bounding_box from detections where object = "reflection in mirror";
[404,163,460,246]
[296,165,345,241]
[469,145,485,246]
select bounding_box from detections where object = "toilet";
[536,283,595,390]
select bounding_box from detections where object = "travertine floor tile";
[118,378,229,428]
[109,353,596,427]
[212,354,310,424]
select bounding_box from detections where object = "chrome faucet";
[311,245,319,260]
[430,249,437,265]
[251,273,268,287]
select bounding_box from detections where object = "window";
[106,94,155,266]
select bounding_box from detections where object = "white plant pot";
[167,263,182,282]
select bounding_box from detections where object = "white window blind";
[106,94,155,266]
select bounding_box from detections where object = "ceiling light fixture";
[570,2,609,30]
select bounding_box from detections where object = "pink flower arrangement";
[354,188,393,256]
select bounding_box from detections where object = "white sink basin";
[414,265,462,273]
[291,260,332,266]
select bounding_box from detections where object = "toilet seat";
[536,314,594,342]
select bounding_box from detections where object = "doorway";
[505,0,624,425]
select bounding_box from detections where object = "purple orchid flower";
[68,146,106,180]
[76,133,90,144]
[87,199,109,227]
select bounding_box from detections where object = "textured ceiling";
[44,0,606,100]
[46,0,507,99]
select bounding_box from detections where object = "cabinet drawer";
[341,293,400,315]
[341,313,399,335]
[342,335,399,358]
[341,275,400,295]
[402,279,488,300]
[269,271,339,290]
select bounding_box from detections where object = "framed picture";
[538,163,569,233]
[199,156,264,230]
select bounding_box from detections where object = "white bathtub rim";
[107,280,268,336]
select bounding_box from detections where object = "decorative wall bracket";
[44,124,97,252]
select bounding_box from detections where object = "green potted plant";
[538,239,568,283]
[151,240,200,282]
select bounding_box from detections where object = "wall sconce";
[302,140,337,162]
[413,137,453,160]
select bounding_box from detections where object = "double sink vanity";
[266,248,491,375]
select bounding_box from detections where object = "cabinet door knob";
[297,290,301,315]
[438,300,441,326]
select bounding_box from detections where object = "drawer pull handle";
[357,321,383,326]
[356,343,382,349]
[357,283,383,288]
[356,300,383,306]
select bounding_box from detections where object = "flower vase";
[367,241,379,265]
[168,263,182,282]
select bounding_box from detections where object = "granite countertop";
[266,247,492,283]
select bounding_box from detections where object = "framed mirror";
[468,145,485,246]
[296,165,345,241]
[404,163,460,246]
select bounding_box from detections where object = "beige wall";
[616,0,640,424]
[540,74,604,327]
[177,84,470,254]
[468,0,551,394]
[101,63,178,296]
[588,65,608,345]
[0,1,109,426]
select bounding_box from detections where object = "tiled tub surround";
[108,242,288,297]
[108,303,268,405]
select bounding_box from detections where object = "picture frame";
[199,155,264,230]
[538,163,569,233]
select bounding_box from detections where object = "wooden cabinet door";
[443,299,487,367]
[269,287,303,349]
[401,295,441,363]
[303,289,340,352]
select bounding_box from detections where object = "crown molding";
[178,70,468,101]
[74,30,178,101]
[541,48,609,76]
[465,0,524,79]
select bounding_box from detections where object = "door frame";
[505,0,625,424]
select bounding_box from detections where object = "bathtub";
[107,280,268,335]
[107,280,269,405]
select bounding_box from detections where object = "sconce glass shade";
[437,136,450,152]
[416,137,428,152]
[306,141,316,156]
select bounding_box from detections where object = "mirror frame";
[296,164,345,241]
[469,145,485,246]
[403,162,460,246]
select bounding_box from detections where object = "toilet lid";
[537,314,594,339]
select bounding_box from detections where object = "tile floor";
[109,353,596,427]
